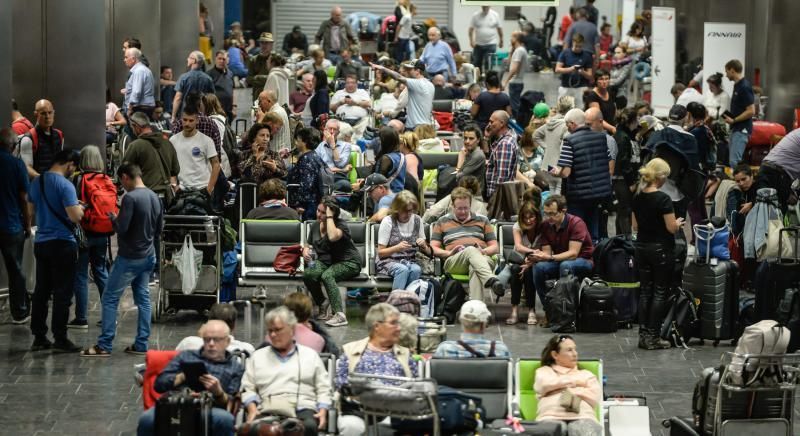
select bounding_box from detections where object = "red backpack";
[80,173,119,235]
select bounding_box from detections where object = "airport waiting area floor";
[1,283,798,436]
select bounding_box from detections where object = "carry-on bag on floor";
[682,224,739,346]
[593,236,639,328]
[436,274,465,325]
[154,390,211,436]
[546,275,580,333]
[578,279,617,333]
[754,227,800,322]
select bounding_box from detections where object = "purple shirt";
[540,213,594,262]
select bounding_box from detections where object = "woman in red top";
[558,7,576,43]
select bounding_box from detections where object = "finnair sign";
[707,32,744,38]
[703,23,747,96]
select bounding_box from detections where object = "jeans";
[533,258,593,304]
[386,261,422,290]
[508,83,524,119]
[635,242,672,332]
[757,163,794,214]
[0,230,30,319]
[137,406,234,436]
[568,200,602,244]
[729,130,750,168]
[471,44,497,72]
[303,259,361,313]
[31,240,78,341]
[394,38,410,63]
[73,235,109,322]
[333,173,352,192]
[97,254,156,352]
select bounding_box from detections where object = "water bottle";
[308,248,317,269]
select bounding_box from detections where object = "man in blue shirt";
[433,300,510,358]
[27,149,84,352]
[0,129,32,324]
[364,174,396,223]
[123,47,156,117]
[555,33,594,109]
[315,119,353,192]
[172,50,215,119]
[723,59,755,168]
[420,27,457,80]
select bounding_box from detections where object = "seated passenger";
[423,176,488,224]
[281,292,331,354]
[414,124,445,153]
[330,75,372,138]
[454,124,487,191]
[241,307,332,435]
[175,303,255,355]
[239,122,288,185]
[531,195,594,309]
[501,202,541,326]
[534,335,602,436]
[302,197,362,328]
[245,178,300,220]
[335,304,419,436]
[397,312,420,354]
[430,187,504,299]
[315,119,353,192]
[372,127,407,192]
[433,300,510,358]
[288,127,326,220]
[137,320,244,436]
[376,190,431,290]
[364,173,396,223]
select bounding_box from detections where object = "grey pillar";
[162,0,200,81]
[204,0,225,54]
[107,0,162,105]
[0,1,11,128]
[12,0,45,119]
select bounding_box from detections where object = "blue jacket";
[563,126,612,202]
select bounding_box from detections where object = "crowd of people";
[3,1,800,435]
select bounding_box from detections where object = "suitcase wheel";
[713,340,719,347]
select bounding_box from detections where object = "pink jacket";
[534,364,601,422]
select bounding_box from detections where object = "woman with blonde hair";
[413,124,445,152]
[376,190,430,290]
[631,158,684,350]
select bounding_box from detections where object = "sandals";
[80,345,111,358]
[506,314,518,325]
[124,345,147,355]
[527,312,538,326]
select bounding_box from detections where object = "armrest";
[434,257,442,277]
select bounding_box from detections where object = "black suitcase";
[754,227,800,322]
[593,236,639,327]
[578,279,617,333]
[436,274,465,325]
[154,390,211,436]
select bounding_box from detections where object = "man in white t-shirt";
[370,60,433,130]
[170,109,220,194]
[330,75,372,138]
[468,6,503,72]
[502,31,529,119]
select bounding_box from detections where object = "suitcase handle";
[778,227,800,263]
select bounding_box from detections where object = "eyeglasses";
[543,211,561,217]
[558,335,573,343]
[378,319,400,326]
[202,336,228,343]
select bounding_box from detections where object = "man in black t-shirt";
[723,59,755,168]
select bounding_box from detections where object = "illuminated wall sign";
[460,0,559,6]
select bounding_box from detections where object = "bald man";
[420,27,457,79]
[484,110,519,200]
[290,73,315,113]
[137,319,244,436]
[18,99,64,178]
[258,89,291,152]
[586,107,617,171]
[315,6,357,63]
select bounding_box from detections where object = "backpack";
[407,278,440,318]
[659,288,700,348]
[578,279,617,333]
[728,320,790,386]
[27,127,64,153]
[436,274,466,324]
[386,289,420,315]
[79,173,118,235]
[545,274,579,333]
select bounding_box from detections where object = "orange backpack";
[80,173,119,235]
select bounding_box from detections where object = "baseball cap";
[459,300,492,323]
[258,32,274,43]
[363,173,389,192]
[668,104,688,122]
[402,59,426,73]
[533,102,551,119]
[230,21,241,28]
[292,25,302,32]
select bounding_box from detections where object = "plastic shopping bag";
[173,235,203,294]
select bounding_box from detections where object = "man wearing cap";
[370,60,434,131]
[247,32,274,101]
[433,300,511,358]
[430,187,504,300]
[283,25,309,56]
[535,95,575,195]
[315,6,357,63]
[420,27,457,80]
[364,174,395,223]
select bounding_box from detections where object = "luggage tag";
[710,258,718,266]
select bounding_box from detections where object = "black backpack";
[660,288,701,348]
[436,274,466,325]
[546,274,579,333]
[578,279,617,333]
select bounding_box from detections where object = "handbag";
[173,235,203,294]
[273,245,303,276]
[39,173,87,249]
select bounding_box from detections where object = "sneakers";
[31,337,52,351]
[67,319,89,330]
[325,312,348,327]
[649,336,672,349]
[11,315,31,325]
[316,302,332,321]
[52,338,81,353]
[486,278,505,298]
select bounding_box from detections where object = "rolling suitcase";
[754,228,800,322]
[682,226,739,346]
[593,236,639,328]
[154,390,211,436]
[578,279,617,333]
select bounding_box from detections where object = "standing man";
[563,8,600,56]
[123,112,180,201]
[723,59,755,168]
[316,119,354,193]
[503,31,528,119]
[420,27,457,80]
[283,25,309,55]
[27,150,83,352]
[207,50,235,122]
[170,108,220,197]
[159,66,177,115]
[11,100,34,136]
[370,60,434,131]
[334,48,360,82]
[584,0,599,26]
[172,51,214,119]
[315,6,357,64]
[468,6,503,73]
[247,32,274,102]
[0,129,32,324]
[81,163,162,357]
[123,48,156,120]
[484,111,519,201]
[555,33,593,109]
[551,108,612,243]
[290,73,314,114]
[18,99,64,178]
